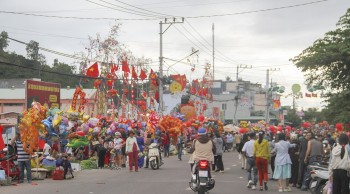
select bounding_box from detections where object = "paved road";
[1,151,309,194]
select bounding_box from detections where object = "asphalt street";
[1,151,310,194]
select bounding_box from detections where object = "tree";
[225,76,232,81]
[0,31,9,51]
[284,109,302,128]
[291,8,350,91]
[291,8,350,124]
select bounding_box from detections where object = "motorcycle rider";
[189,127,216,178]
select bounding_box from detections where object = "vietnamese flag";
[139,69,147,81]
[86,62,99,78]
[121,60,130,73]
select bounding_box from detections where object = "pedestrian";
[10,133,32,183]
[329,133,350,194]
[234,132,241,152]
[239,133,249,170]
[136,131,145,168]
[225,132,234,151]
[296,130,309,188]
[177,133,185,161]
[90,137,107,169]
[254,131,270,191]
[62,154,74,179]
[144,133,152,168]
[272,133,295,192]
[125,130,140,172]
[301,132,323,190]
[288,134,299,187]
[43,141,51,157]
[213,133,224,172]
[162,132,170,158]
[242,132,258,190]
[269,133,276,180]
[113,132,124,168]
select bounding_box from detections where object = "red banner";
[26,80,61,109]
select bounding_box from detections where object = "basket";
[52,169,64,180]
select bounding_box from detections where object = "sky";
[1,0,349,110]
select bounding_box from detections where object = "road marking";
[232,164,237,166]
[239,177,243,179]
[225,168,231,170]
[89,192,94,194]
[185,187,191,190]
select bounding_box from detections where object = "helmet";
[198,128,207,135]
[115,132,121,136]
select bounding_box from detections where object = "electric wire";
[86,0,163,18]
[0,0,329,20]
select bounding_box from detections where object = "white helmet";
[115,132,121,136]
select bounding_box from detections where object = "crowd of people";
[6,123,350,194]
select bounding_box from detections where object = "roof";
[0,88,96,100]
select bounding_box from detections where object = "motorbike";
[189,160,215,194]
[0,145,20,181]
[304,161,328,190]
[147,143,163,170]
[309,167,329,194]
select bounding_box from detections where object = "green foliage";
[291,8,350,91]
[0,31,9,51]
[284,109,302,128]
[291,8,350,125]
[320,91,350,123]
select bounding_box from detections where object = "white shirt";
[113,138,124,150]
[242,140,255,157]
[43,143,51,155]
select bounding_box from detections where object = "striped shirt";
[15,140,30,162]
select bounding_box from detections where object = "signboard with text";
[26,80,60,109]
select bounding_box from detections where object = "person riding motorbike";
[188,128,216,178]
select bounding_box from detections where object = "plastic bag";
[238,153,242,160]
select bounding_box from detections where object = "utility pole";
[212,23,215,80]
[265,68,280,124]
[159,17,184,116]
[233,64,252,124]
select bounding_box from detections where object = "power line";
[0,10,155,20]
[186,0,329,19]
[0,59,153,81]
[111,0,173,17]
[0,0,329,20]
[85,0,162,18]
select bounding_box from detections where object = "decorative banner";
[170,74,187,91]
[26,80,60,109]
[273,100,281,110]
[213,107,220,119]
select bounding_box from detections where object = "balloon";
[335,123,343,132]
[76,131,85,137]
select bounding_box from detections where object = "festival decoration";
[18,102,47,155]
[71,87,86,112]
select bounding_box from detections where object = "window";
[222,103,227,110]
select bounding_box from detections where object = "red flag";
[139,69,147,81]
[86,62,99,78]
[111,63,118,74]
[121,60,130,73]
[149,69,157,79]
[171,74,187,91]
[131,66,138,80]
